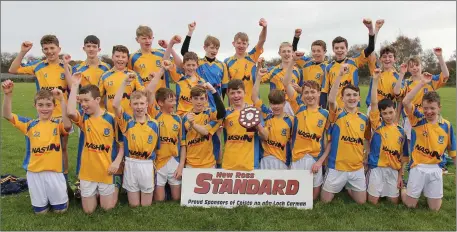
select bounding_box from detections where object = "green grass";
[1,83,456,231]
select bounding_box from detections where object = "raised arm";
[402,73,432,113]
[181,21,196,56]
[51,88,72,132]
[62,54,74,87]
[374,19,384,44]
[161,36,183,68]
[394,63,407,96]
[67,73,82,120]
[113,73,135,118]
[362,18,375,57]
[256,18,268,50]
[186,112,209,136]
[434,47,450,81]
[252,57,267,104]
[370,68,382,111]
[292,29,301,52]
[201,82,226,119]
[328,64,348,111]
[145,68,165,104]
[282,58,297,100]
[1,80,14,121]
[9,41,33,74]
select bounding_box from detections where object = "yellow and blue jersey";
[365,70,402,107]
[196,57,229,109]
[368,110,409,170]
[72,61,111,87]
[182,109,221,168]
[73,110,120,184]
[224,46,263,105]
[296,58,327,91]
[117,110,160,161]
[17,60,68,118]
[175,74,206,116]
[328,107,368,171]
[288,92,329,161]
[406,106,456,168]
[148,104,183,170]
[222,105,264,170]
[98,68,145,115]
[254,100,294,164]
[128,49,181,87]
[261,64,302,101]
[8,114,69,173]
[323,52,369,107]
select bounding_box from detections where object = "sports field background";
[1,83,456,231]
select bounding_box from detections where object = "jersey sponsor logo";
[227,134,253,143]
[415,144,440,159]
[188,134,210,146]
[32,143,61,154]
[265,139,285,151]
[382,146,401,161]
[160,136,177,145]
[147,135,153,144]
[377,89,394,100]
[180,95,191,103]
[242,75,251,81]
[85,142,111,153]
[108,92,131,100]
[129,150,149,159]
[297,130,321,142]
[340,136,363,145]
[339,80,351,88]
[141,76,151,83]
[40,86,67,93]
[414,103,422,108]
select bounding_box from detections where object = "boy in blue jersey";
[2,80,72,214]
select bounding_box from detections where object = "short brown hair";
[136,25,153,37]
[34,89,55,105]
[380,46,396,58]
[278,42,292,52]
[155,88,176,103]
[40,35,59,47]
[227,79,245,92]
[183,52,199,64]
[190,86,207,98]
[407,56,422,67]
[311,40,327,51]
[341,84,360,96]
[234,32,249,42]
[112,45,129,57]
[302,80,321,92]
[332,36,348,49]
[130,90,148,101]
[423,91,441,106]
[79,85,101,99]
[204,36,220,48]
[268,89,285,104]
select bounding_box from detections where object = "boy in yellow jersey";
[112,74,160,207]
[321,64,369,204]
[222,79,269,171]
[182,84,226,168]
[401,74,456,211]
[258,43,302,115]
[8,35,73,188]
[98,45,145,115]
[366,69,409,205]
[146,62,184,201]
[129,25,182,88]
[394,48,450,142]
[224,18,267,105]
[252,59,294,170]
[2,80,71,214]
[281,59,330,200]
[323,19,376,108]
[67,77,123,214]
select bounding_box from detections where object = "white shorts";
[80,180,115,197]
[185,164,216,168]
[403,117,412,140]
[406,164,443,199]
[123,157,155,194]
[367,167,400,198]
[290,155,323,187]
[26,171,68,212]
[156,157,181,186]
[260,155,288,170]
[323,168,366,193]
[284,101,295,116]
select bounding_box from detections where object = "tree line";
[1,34,455,86]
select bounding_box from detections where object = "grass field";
[1,83,456,231]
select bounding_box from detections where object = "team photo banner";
[181,169,313,209]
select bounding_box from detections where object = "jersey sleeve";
[70,110,85,129]
[8,114,32,135]
[249,45,264,61]
[367,54,380,75]
[369,110,381,130]
[148,103,160,118]
[134,73,145,91]
[205,120,222,135]
[328,106,342,124]
[353,50,369,68]
[16,61,39,75]
[431,73,447,90]
[169,65,183,83]
[222,62,229,89]
[181,116,188,145]
[447,124,456,158]
[254,99,272,119]
[296,56,312,69]
[58,120,70,136]
[321,67,331,93]
[288,91,301,114]
[298,68,304,86]
[116,110,132,133]
[405,105,424,127]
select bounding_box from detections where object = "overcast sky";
[1,1,456,61]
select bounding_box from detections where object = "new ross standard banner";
[181,169,313,209]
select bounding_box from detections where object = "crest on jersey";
[172,124,179,131]
[360,124,365,132]
[316,73,321,79]
[317,119,324,128]
[140,64,146,69]
[281,128,287,136]
[423,130,428,137]
[108,81,113,86]
[104,128,110,137]
[423,88,429,94]
[60,73,65,80]
[438,136,444,144]
[148,135,153,144]
[229,121,233,127]
[156,60,161,67]
[87,126,91,132]
[53,128,57,136]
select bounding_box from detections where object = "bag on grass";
[1,174,28,196]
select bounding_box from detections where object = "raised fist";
[295,29,302,38]
[162,60,173,70]
[51,88,64,101]
[62,54,72,64]
[171,35,182,45]
[158,40,168,49]
[1,80,14,95]
[188,21,196,32]
[433,47,442,57]
[400,63,407,75]
[363,18,373,29]
[375,19,385,31]
[259,18,267,28]
[21,41,33,53]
